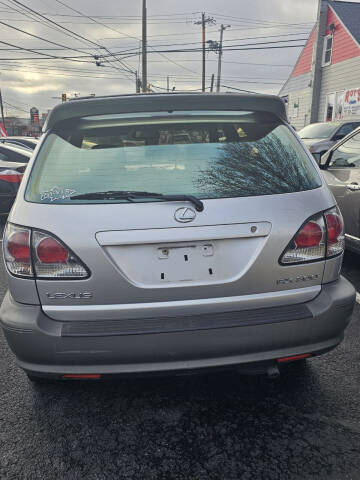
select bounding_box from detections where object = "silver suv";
[0,93,355,382]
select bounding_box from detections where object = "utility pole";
[135,71,141,93]
[0,90,5,129]
[210,74,215,92]
[216,24,230,92]
[167,76,170,93]
[309,0,328,123]
[141,0,147,93]
[195,13,215,92]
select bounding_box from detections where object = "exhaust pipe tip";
[267,364,280,380]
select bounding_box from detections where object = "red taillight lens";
[294,221,323,248]
[7,231,30,262]
[280,214,326,264]
[325,207,345,257]
[33,230,89,278]
[3,224,33,277]
[326,213,343,244]
[0,171,23,183]
[37,237,68,264]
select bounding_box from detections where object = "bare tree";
[196,132,318,197]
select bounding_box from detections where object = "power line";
[51,0,136,75]
[0,65,138,82]
[9,0,102,49]
[0,31,311,52]
[0,40,306,62]
[2,0,99,51]
[2,62,288,82]
[4,0,136,77]
[0,38,97,63]
[52,0,198,76]
[3,100,29,113]
[0,18,97,55]
[207,12,313,27]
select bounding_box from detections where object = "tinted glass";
[25,112,321,204]
[298,122,340,139]
[337,124,357,137]
[0,146,30,163]
[329,131,360,168]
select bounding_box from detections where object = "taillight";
[294,221,323,248]
[0,169,23,183]
[36,237,69,264]
[3,223,89,279]
[280,213,326,264]
[33,230,89,279]
[280,206,344,265]
[3,224,32,277]
[325,207,345,258]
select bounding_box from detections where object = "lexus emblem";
[174,207,196,223]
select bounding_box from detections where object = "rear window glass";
[0,146,30,163]
[25,111,321,204]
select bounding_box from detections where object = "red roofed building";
[280,0,360,129]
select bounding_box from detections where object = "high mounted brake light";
[280,206,344,265]
[3,223,90,279]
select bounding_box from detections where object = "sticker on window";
[40,186,76,202]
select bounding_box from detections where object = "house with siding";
[279,0,360,130]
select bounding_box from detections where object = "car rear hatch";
[16,96,331,322]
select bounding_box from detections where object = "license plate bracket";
[156,244,215,281]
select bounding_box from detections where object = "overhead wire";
[0,31,311,52]
[6,0,136,80]
[52,0,198,75]
[0,18,100,55]
[1,0,100,51]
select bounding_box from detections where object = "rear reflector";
[62,374,101,379]
[277,353,311,363]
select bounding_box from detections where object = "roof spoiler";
[43,93,288,132]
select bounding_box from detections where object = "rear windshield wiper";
[70,190,204,212]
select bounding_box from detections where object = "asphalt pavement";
[0,249,359,480]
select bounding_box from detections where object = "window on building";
[325,93,335,122]
[334,91,345,120]
[322,35,333,66]
[293,100,299,118]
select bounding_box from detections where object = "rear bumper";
[0,276,355,376]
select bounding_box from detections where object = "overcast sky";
[0,0,356,116]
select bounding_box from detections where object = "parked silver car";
[298,121,360,156]
[0,93,355,382]
[320,126,360,254]
[0,136,39,151]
